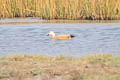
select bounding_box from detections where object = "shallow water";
[0,19,120,57]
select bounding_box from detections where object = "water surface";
[0,19,120,57]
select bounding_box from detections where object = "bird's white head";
[48,31,55,36]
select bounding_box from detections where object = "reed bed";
[0,0,120,20]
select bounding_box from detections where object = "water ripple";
[0,23,120,57]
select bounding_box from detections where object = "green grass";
[0,54,120,80]
[0,0,120,20]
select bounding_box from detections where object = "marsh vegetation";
[0,0,120,20]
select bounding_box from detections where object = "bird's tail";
[70,35,75,38]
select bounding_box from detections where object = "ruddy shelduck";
[48,31,75,40]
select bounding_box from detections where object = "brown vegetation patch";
[0,54,120,80]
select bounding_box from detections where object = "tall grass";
[0,0,120,20]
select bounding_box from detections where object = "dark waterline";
[0,19,120,57]
[0,18,120,24]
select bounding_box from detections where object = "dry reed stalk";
[0,0,119,20]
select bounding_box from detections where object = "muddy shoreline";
[0,54,120,80]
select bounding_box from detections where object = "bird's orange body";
[48,31,74,40]
[53,35,72,40]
